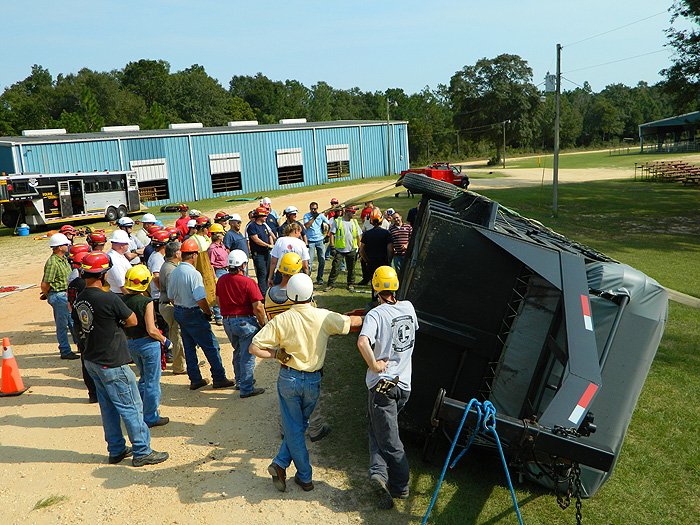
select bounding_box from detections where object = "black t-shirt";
[361,227,393,261]
[247,222,273,254]
[277,220,307,239]
[67,277,86,307]
[121,293,154,340]
[72,287,134,367]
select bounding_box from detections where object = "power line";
[564,10,668,48]
[563,49,669,74]
[561,76,585,89]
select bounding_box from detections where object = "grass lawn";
[313,180,700,523]
[504,150,700,171]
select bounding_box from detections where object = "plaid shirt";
[42,254,71,292]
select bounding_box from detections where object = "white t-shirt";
[106,249,132,293]
[359,300,418,391]
[270,236,310,272]
[147,251,165,299]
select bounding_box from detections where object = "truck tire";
[402,172,461,201]
[117,205,128,218]
[105,206,118,222]
[1,209,20,229]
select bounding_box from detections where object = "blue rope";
[421,399,524,525]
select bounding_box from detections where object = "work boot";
[108,446,132,464]
[240,387,265,398]
[132,450,169,467]
[370,475,394,509]
[268,462,286,492]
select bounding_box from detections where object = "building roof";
[0,119,407,145]
[639,111,700,135]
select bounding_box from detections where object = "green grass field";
[503,150,700,171]
[313,179,700,523]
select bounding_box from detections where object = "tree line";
[0,3,696,167]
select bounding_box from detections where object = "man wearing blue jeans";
[41,233,79,360]
[250,273,363,492]
[216,250,267,398]
[73,251,168,467]
[303,201,330,285]
[246,206,275,296]
[169,238,235,391]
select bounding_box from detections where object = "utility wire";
[564,10,667,48]
[561,76,585,89]
[563,49,669,74]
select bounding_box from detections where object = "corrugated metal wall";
[0,122,409,207]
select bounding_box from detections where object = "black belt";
[223,314,254,319]
[280,364,322,374]
[175,305,199,309]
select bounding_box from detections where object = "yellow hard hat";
[209,223,225,234]
[372,266,399,292]
[125,264,152,292]
[279,252,302,275]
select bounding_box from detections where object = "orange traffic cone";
[0,337,29,397]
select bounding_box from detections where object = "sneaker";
[390,490,409,500]
[347,285,355,292]
[189,378,210,390]
[108,446,132,464]
[268,462,286,492]
[309,425,331,443]
[212,379,235,389]
[323,285,334,292]
[148,416,170,428]
[240,387,265,399]
[369,475,394,510]
[60,352,80,360]
[132,450,169,467]
[316,279,324,285]
[294,476,314,492]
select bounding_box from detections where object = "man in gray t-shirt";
[357,266,418,509]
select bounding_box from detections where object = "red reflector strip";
[568,383,598,424]
[581,294,593,331]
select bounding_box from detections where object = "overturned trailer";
[400,173,668,497]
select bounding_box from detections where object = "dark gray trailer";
[400,173,668,497]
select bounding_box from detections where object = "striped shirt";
[42,254,71,292]
[389,223,413,256]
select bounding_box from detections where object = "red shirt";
[175,216,190,238]
[360,206,372,221]
[216,272,263,316]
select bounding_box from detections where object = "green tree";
[449,54,540,162]
[168,64,236,126]
[663,0,700,112]
[119,59,171,108]
[229,73,286,123]
[142,101,168,130]
[0,65,56,133]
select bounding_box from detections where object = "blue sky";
[3,1,685,95]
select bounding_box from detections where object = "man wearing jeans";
[324,206,361,292]
[357,266,418,509]
[169,238,235,391]
[303,202,330,285]
[246,206,275,296]
[250,273,362,492]
[41,233,79,360]
[73,251,169,467]
[216,250,267,398]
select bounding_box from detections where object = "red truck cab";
[400,162,469,188]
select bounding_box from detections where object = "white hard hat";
[188,209,201,217]
[284,206,299,215]
[286,273,314,303]
[141,213,156,223]
[187,219,196,228]
[227,249,248,268]
[49,233,70,248]
[109,229,130,244]
[262,197,272,205]
[117,217,134,227]
[228,213,242,222]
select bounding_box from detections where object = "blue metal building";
[0,120,409,207]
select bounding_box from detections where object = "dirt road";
[0,169,629,524]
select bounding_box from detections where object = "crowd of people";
[39,195,419,508]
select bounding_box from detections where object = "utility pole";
[502,120,510,168]
[386,98,397,176]
[553,43,561,217]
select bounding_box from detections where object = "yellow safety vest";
[333,218,359,250]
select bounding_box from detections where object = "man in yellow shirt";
[250,273,362,492]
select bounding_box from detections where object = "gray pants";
[159,302,186,374]
[327,249,357,287]
[368,386,410,495]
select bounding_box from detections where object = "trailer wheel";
[402,172,461,201]
[117,205,128,218]
[105,206,118,222]
[1,209,20,229]
[460,177,470,189]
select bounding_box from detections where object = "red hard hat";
[214,211,229,221]
[69,243,90,257]
[179,204,189,212]
[330,198,339,205]
[195,216,211,227]
[346,206,358,213]
[369,208,383,225]
[151,230,171,245]
[81,251,112,275]
[59,225,77,234]
[71,251,88,268]
[165,227,180,240]
[146,224,162,236]
[87,232,106,245]
[180,238,200,253]
[254,206,268,217]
